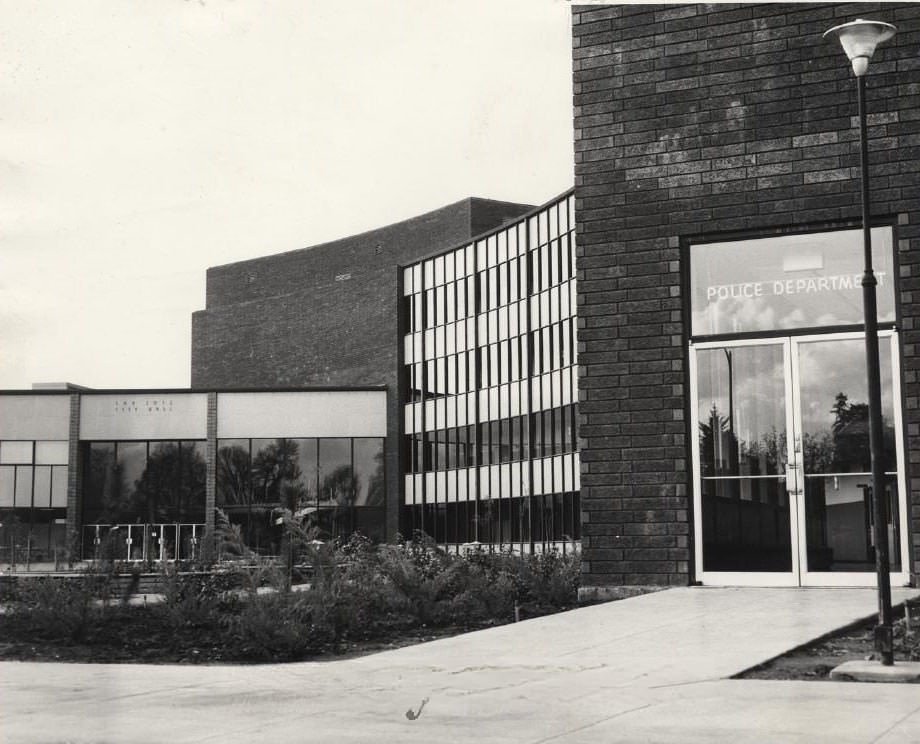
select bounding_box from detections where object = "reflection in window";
[797,337,900,573]
[799,338,897,475]
[353,439,384,507]
[697,346,786,478]
[804,473,900,572]
[251,438,313,511]
[700,477,792,572]
[82,441,206,525]
[118,442,147,502]
[691,228,895,336]
[84,443,117,522]
[135,442,206,523]
[217,439,251,507]
[317,439,350,506]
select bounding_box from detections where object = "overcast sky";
[1,0,574,389]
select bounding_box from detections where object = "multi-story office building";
[4,3,920,592]
[400,191,579,551]
[1,194,579,562]
[191,196,534,543]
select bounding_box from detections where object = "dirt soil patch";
[0,603,573,666]
[0,623,479,665]
[739,596,920,682]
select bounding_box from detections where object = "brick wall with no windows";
[573,3,920,588]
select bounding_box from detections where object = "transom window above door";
[690,227,895,337]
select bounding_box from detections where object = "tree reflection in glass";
[798,338,900,572]
[134,442,206,523]
[84,441,206,525]
[697,344,791,572]
[697,346,786,479]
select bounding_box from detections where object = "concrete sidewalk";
[1,586,918,743]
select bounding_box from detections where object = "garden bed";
[0,608,525,665]
[0,532,582,665]
[738,596,920,682]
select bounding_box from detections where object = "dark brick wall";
[191,197,533,540]
[205,392,217,533]
[573,3,920,588]
[192,198,533,389]
[66,393,81,554]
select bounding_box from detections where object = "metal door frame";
[690,330,910,586]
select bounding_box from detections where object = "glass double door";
[691,332,908,586]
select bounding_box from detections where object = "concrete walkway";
[1,586,919,743]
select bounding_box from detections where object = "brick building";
[191,197,534,541]
[5,2,919,591]
[572,3,920,594]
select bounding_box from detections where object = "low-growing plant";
[376,535,464,626]
[0,514,583,664]
[228,590,322,661]
[521,550,581,609]
[9,574,99,641]
[439,556,515,623]
[158,564,237,631]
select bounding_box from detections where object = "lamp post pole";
[857,71,894,666]
[824,18,897,666]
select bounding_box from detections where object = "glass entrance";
[691,332,908,586]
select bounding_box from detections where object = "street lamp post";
[824,18,897,666]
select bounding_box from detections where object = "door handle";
[785,463,802,494]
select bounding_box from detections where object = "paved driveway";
[2,586,919,743]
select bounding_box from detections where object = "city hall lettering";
[706,272,887,303]
[113,398,175,415]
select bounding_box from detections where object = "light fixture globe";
[824,19,897,76]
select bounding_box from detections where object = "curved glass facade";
[401,192,580,551]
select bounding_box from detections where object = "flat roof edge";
[0,386,389,396]
[398,186,575,269]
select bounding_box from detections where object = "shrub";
[228,591,323,661]
[158,564,237,631]
[0,512,583,664]
[376,536,464,626]
[441,557,515,623]
[520,550,581,609]
[330,535,410,638]
[9,575,97,642]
